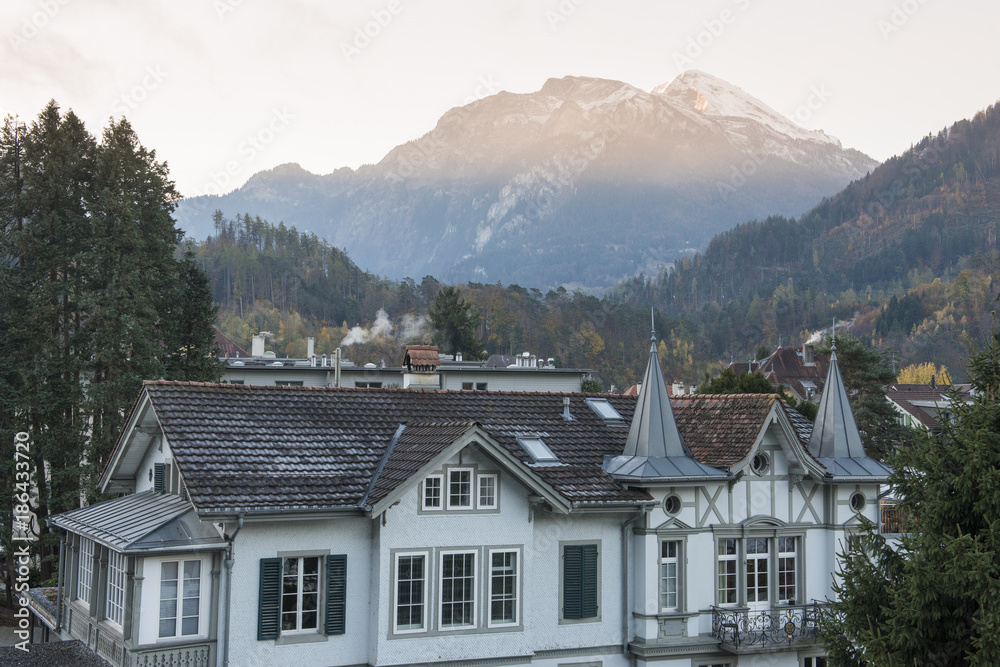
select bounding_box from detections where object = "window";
[778,537,797,603]
[275,380,304,387]
[447,469,473,509]
[106,550,126,627]
[750,452,770,474]
[478,474,497,509]
[518,435,559,463]
[717,538,738,605]
[562,543,598,620]
[489,550,519,627]
[746,537,769,605]
[659,541,680,611]
[422,475,443,510]
[584,397,624,423]
[439,551,476,629]
[663,494,681,516]
[850,492,867,512]
[257,554,346,640]
[356,382,382,388]
[160,560,201,638]
[476,382,488,391]
[282,556,320,633]
[394,553,427,633]
[462,382,473,390]
[803,658,828,667]
[77,537,94,605]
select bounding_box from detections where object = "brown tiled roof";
[886,384,960,430]
[673,393,801,468]
[759,347,828,399]
[135,383,816,513]
[403,345,440,369]
[213,327,249,357]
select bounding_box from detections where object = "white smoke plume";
[339,309,428,347]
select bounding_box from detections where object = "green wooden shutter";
[325,555,347,636]
[153,463,165,493]
[563,544,598,619]
[258,558,282,640]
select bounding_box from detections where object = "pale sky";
[3,0,998,199]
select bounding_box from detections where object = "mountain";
[175,71,877,290]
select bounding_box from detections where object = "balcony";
[880,498,908,534]
[711,602,826,650]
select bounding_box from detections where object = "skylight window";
[585,398,624,423]
[518,436,558,464]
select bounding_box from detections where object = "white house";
[31,336,889,667]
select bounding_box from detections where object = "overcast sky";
[3,0,998,198]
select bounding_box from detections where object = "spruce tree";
[429,285,483,358]
[821,314,1000,665]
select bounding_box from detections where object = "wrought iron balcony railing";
[711,602,825,649]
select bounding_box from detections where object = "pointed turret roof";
[808,343,892,480]
[603,337,728,482]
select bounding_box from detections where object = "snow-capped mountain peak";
[652,70,839,146]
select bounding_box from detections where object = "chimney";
[562,397,574,421]
[456,351,463,362]
[251,334,265,358]
[672,381,684,395]
[335,348,342,388]
[307,337,315,359]
[321,354,327,368]
[802,343,815,366]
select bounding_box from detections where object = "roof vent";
[562,397,574,421]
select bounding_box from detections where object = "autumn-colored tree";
[896,361,952,385]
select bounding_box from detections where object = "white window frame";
[477,473,498,510]
[422,475,443,511]
[77,537,94,607]
[438,549,477,631]
[659,540,680,612]
[280,555,321,635]
[393,551,429,635]
[487,548,519,628]
[717,538,739,606]
[777,536,797,604]
[159,559,202,638]
[446,468,473,510]
[105,549,126,628]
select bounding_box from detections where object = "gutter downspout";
[222,513,245,667]
[622,505,648,660]
[55,531,65,632]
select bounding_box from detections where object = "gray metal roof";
[605,340,728,482]
[808,348,867,460]
[51,491,226,553]
[807,345,893,481]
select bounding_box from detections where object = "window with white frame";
[422,475,442,510]
[488,549,518,627]
[394,553,427,633]
[281,556,320,633]
[160,560,201,638]
[439,551,476,629]
[478,474,497,510]
[778,537,797,603]
[802,657,828,667]
[447,469,473,509]
[717,538,738,605]
[77,537,94,606]
[659,540,680,611]
[106,550,126,627]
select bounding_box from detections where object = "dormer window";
[518,435,558,464]
[584,398,624,424]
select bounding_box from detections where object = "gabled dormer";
[603,338,728,483]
